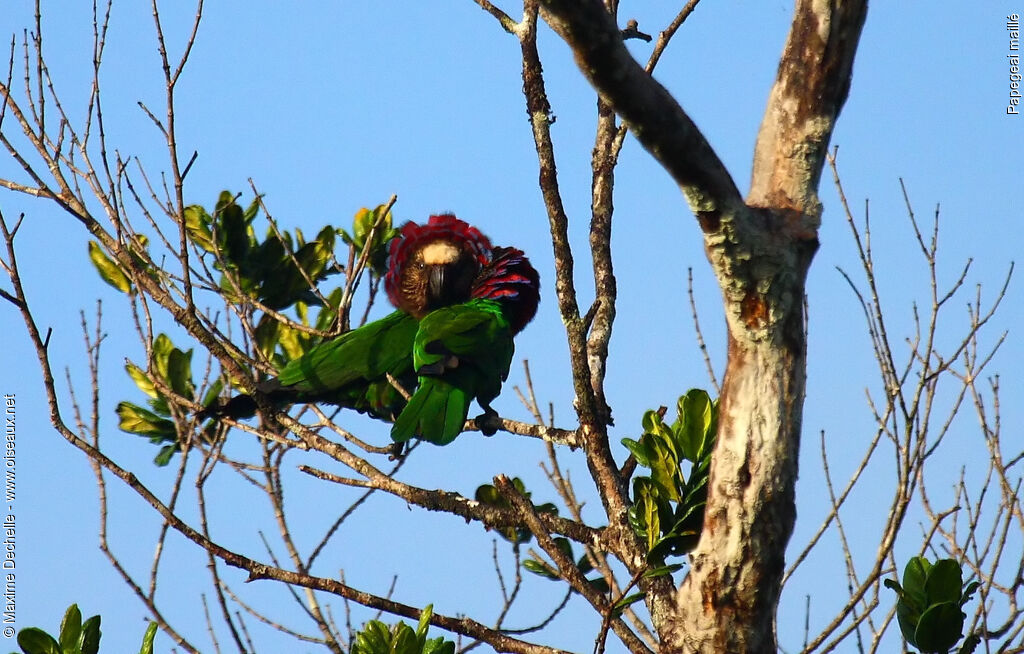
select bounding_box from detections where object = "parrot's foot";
[417,353,459,376]
[388,442,407,460]
[475,408,502,436]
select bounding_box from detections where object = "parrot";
[390,245,540,445]
[201,214,493,421]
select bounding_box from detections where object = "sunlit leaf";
[125,362,158,399]
[422,638,455,654]
[88,241,133,293]
[184,205,215,253]
[116,402,176,439]
[138,621,157,654]
[415,605,433,640]
[621,437,651,468]
[58,604,82,653]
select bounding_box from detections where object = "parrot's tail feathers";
[391,379,470,446]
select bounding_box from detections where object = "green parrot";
[390,246,540,445]
[202,214,493,421]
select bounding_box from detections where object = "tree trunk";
[669,206,817,651]
[539,0,867,650]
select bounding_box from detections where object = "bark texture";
[539,0,867,651]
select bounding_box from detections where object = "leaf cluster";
[476,478,612,595]
[116,334,216,465]
[88,193,397,463]
[885,557,980,654]
[622,388,717,562]
[339,205,400,278]
[349,605,454,654]
[475,477,558,544]
[12,603,156,654]
[187,191,339,310]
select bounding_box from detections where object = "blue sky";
[2,2,1021,653]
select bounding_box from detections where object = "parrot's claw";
[475,408,502,436]
[388,442,407,460]
[417,353,459,377]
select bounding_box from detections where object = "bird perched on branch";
[391,245,540,445]
[201,214,540,447]
[202,214,491,422]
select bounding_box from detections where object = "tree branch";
[538,0,743,219]
[748,0,868,215]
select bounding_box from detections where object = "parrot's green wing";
[391,299,514,445]
[275,310,418,419]
[279,310,416,390]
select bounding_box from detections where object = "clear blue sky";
[2,2,1021,652]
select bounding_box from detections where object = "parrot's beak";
[427,264,447,304]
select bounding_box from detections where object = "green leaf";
[577,553,594,575]
[216,196,251,267]
[522,559,559,580]
[200,379,225,412]
[153,444,178,467]
[242,196,261,223]
[961,581,980,607]
[392,623,418,654]
[474,484,501,506]
[79,616,101,654]
[416,605,433,640]
[165,347,195,398]
[88,241,133,293]
[184,205,215,253]
[277,322,308,361]
[621,437,652,468]
[58,604,82,653]
[353,620,390,654]
[138,621,157,654]
[125,362,158,400]
[553,537,573,561]
[253,316,281,359]
[958,632,981,654]
[116,402,176,440]
[914,602,964,653]
[674,389,716,462]
[587,576,610,594]
[641,490,661,553]
[643,563,684,579]
[902,556,931,607]
[883,578,904,598]
[422,638,455,654]
[924,559,963,605]
[15,628,62,654]
[647,440,680,503]
[611,592,645,617]
[314,289,343,332]
[640,409,663,436]
[351,208,374,250]
[151,334,173,381]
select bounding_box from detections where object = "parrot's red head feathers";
[385,214,493,318]
[472,246,540,335]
